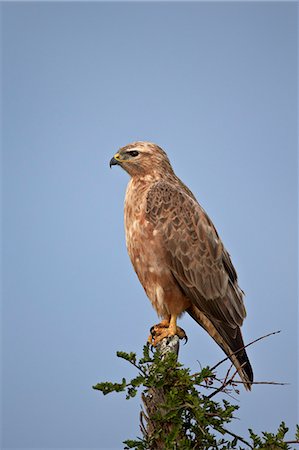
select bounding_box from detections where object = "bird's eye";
[128,150,139,157]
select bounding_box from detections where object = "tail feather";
[187,305,253,390]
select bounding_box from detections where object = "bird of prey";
[110,141,253,389]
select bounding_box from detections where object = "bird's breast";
[124,180,190,317]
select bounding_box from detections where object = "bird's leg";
[168,314,187,341]
[169,314,179,335]
[148,314,187,346]
[155,318,171,328]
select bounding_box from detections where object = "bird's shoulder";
[146,178,219,243]
[145,178,199,220]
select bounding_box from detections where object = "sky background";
[1,2,298,449]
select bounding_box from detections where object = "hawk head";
[110,141,173,178]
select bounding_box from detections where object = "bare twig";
[230,380,288,386]
[128,360,147,376]
[207,374,288,399]
[207,366,240,399]
[210,330,281,372]
[222,362,234,387]
[221,426,253,448]
[206,353,288,400]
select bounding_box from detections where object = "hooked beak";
[109,152,121,168]
[109,157,119,168]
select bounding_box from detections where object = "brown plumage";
[110,141,253,389]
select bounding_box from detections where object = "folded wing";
[146,180,253,388]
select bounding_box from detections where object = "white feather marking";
[155,285,165,308]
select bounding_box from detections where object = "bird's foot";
[148,322,188,346]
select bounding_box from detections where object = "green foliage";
[249,422,292,449]
[93,345,298,449]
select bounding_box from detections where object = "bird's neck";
[130,168,178,184]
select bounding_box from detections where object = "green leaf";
[116,351,137,364]
[126,387,137,399]
[139,344,153,364]
[131,375,145,387]
[123,438,144,449]
[92,377,126,395]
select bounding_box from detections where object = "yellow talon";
[148,315,187,346]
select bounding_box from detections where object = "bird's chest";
[124,181,168,300]
[124,182,162,272]
[123,178,190,318]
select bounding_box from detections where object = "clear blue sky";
[1,2,297,449]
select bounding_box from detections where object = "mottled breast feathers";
[145,180,246,329]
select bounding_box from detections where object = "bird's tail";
[187,305,253,390]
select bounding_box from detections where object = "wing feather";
[146,180,246,328]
